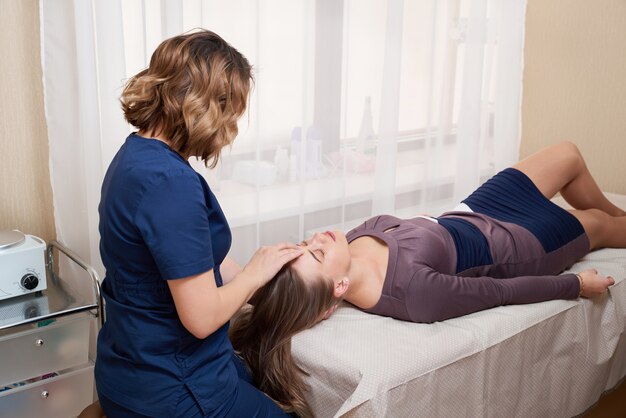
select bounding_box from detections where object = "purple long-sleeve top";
[345,213,589,323]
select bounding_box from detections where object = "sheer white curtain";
[40,0,527,273]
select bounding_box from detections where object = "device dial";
[21,273,39,290]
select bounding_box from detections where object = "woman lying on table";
[230,141,625,417]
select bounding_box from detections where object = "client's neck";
[343,251,387,310]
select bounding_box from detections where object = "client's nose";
[311,232,324,244]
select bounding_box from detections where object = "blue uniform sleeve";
[135,171,214,280]
[406,267,581,323]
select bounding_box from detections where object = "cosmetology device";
[0,230,47,301]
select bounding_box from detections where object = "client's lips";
[325,231,336,241]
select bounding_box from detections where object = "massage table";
[292,193,626,417]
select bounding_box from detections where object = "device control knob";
[21,274,39,290]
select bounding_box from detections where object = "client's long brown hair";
[229,263,338,417]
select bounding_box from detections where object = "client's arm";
[406,267,614,323]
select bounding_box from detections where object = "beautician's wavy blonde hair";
[230,263,340,418]
[121,29,252,167]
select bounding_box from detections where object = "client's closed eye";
[297,241,323,263]
[308,248,323,263]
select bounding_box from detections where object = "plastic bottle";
[357,96,375,153]
[306,126,323,178]
[274,146,289,181]
[289,154,298,183]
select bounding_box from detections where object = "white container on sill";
[232,160,278,186]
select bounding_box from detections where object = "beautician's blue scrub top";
[95,133,237,416]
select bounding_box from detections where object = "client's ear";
[333,277,350,298]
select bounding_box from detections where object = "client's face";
[291,230,351,287]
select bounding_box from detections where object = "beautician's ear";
[333,277,349,298]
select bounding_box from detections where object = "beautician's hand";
[578,268,615,298]
[242,243,304,289]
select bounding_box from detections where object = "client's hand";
[243,243,304,289]
[578,268,615,298]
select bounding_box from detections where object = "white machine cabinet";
[0,241,102,418]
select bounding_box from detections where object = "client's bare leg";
[569,209,626,250]
[513,141,626,216]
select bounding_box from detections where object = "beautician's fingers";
[269,242,306,263]
[242,243,304,288]
[273,242,302,250]
[578,268,615,298]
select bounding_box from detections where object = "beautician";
[95,30,302,417]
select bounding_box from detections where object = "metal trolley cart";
[0,240,102,417]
